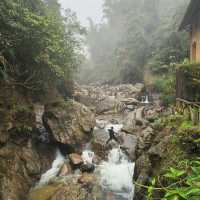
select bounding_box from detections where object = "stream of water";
[99,147,135,200]
[36,123,135,199]
[38,150,65,186]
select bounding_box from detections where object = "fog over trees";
[78,0,189,85]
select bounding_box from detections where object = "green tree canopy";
[0,0,83,95]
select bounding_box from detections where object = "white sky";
[59,0,103,26]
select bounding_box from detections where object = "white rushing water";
[99,148,135,200]
[94,122,135,199]
[38,150,65,186]
[105,124,123,133]
[82,150,95,164]
[141,95,149,104]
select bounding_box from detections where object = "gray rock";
[43,100,95,145]
[96,96,125,114]
[119,132,138,161]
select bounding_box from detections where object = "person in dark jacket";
[106,126,119,144]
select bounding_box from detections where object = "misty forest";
[1,0,200,200]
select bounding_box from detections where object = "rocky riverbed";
[0,83,168,200]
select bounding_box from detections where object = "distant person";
[106,127,119,144]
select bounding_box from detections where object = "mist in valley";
[71,0,190,85]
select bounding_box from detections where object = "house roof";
[179,0,200,30]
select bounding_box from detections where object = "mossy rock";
[29,183,63,200]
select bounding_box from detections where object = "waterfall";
[38,150,65,186]
[141,95,149,104]
[99,148,135,200]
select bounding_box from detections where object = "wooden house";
[177,0,200,124]
[179,0,200,62]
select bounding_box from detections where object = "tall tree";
[79,0,189,84]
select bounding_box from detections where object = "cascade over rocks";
[43,100,96,145]
[0,82,165,200]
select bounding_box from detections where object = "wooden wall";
[190,15,200,62]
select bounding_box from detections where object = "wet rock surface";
[78,173,96,185]
[49,183,87,200]
[69,153,83,166]
[43,100,96,145]
[58,163,72,177]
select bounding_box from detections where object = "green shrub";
[161,95,175,107]
[145,159,200,200]
[154,75,175,107]
[152,118,164,131]
[179,121,194,130]
[154,76,175,94]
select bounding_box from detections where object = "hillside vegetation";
[0,0,83,98]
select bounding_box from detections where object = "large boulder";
[119,132,138,161]
[50,184,87,200]
[29,182,88,200]
[122,112,137,134]
[0,142,52,200]
[43,100,95,145]
[96,96,125,114]
[119,97,139,105]
[122,107,146,134]
[115,83,144,98]
[136,127,155,157]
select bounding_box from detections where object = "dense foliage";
[0,0,83,95]
[78,0,189,85]
[143,115,200,200]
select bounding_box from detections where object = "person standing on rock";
[106,127,119,144]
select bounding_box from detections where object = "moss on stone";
[29,183,63,200]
